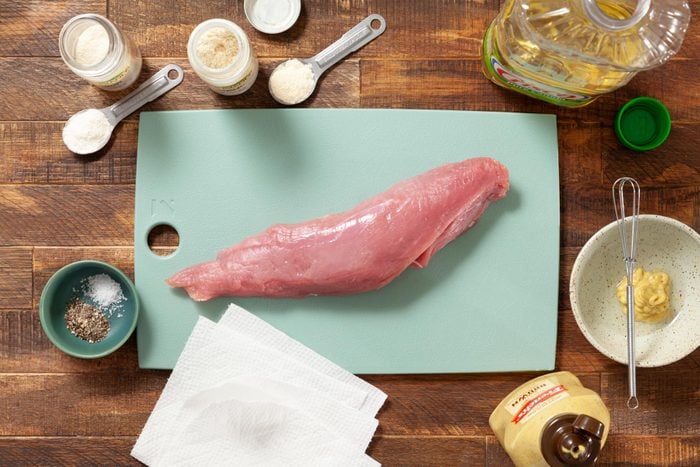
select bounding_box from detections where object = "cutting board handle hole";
[147,224,179,257]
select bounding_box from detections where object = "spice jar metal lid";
[244,0,301,34]
[615,97,671,151]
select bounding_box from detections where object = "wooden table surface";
[1,1,698,465]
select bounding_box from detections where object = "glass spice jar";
[187,18,259,96]
[59,13,142,91]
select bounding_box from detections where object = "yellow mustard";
[616,267,671,323]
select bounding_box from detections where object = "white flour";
[75,23,110,65]
[62,109,111,154]
[269,59,315,105]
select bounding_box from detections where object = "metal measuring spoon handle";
[306,14,387,78]
[104,63,184,126]
[269,15,386,105]
[63,64,184,155]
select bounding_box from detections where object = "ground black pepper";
[64,299,110,343]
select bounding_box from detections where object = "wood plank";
[601,370,700,435]
[0,436,487,466]
[601,123,700,188]
[369,436,486,466]
[0,373,165,436]
[0,436,484,466]
[360,58,700,122]
[0,1,105,56]
[0,122,137,184]
[560,183,699,247]
[485,436,515,466]
[0,186,133,247]
[0,248,32,309]
[0,437,137,465]
[360,58,553,113]
[0,58,359,122]
[0,309,140,373]
[599,435,700,466]
[557,120,605,185]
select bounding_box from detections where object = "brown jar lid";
[540,414,605,466]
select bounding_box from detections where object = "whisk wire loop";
[612,176,641,410]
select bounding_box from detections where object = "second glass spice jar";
[187,19,259,96]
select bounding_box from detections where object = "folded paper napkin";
[132,304,387,466]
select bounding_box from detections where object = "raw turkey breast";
[167,157,509,300]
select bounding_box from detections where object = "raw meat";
[167,157,509,300]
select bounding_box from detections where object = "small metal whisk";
[612,177,641,410]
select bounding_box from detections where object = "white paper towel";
[132,304,387,466]
[219,304,387,415]
[158,399,379,467]
[158,377,380,467]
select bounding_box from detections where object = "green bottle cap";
[615,97,671,151]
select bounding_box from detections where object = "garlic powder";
[196,27,240,69]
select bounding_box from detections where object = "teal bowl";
[39,260,139,359]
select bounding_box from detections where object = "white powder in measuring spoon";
[75,23,110,66]
[62,108,112,154]
[269,59,315,105]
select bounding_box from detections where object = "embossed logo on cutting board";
[151,199,176,218]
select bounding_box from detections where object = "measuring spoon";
[269,14,386,105]
[63,64,184,155]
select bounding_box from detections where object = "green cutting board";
[135,109,559,372]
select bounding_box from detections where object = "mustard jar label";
[504,378,570,425]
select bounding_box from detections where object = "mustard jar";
[490,371,610,466]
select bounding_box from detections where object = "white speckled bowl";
[570,215,700,366]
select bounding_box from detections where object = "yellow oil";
[482,0,648,106]
[596,0,636,19]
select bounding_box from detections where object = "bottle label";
[504,378,570,425]
[94,66,131,90]
[483,27,593,107]
[211,59,259,96]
